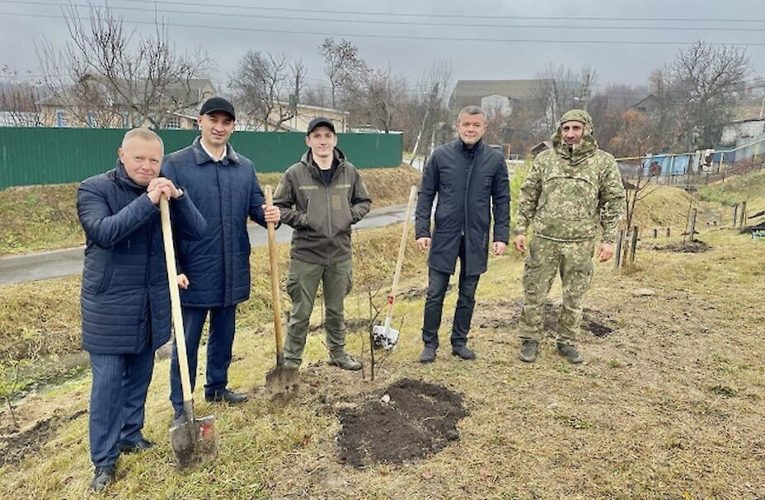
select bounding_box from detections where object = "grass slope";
[0,165,420,256]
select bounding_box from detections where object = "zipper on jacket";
[325,186,332,265]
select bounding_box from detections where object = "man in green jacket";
[513,109,625,364]
[274,117,372,370]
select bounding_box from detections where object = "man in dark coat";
[161,97,280,424]
[78,128,206,491]
[415,105,510,363]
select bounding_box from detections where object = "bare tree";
[229,51,306,131]
[532,64,584,132]
[36,3,209,128]
[668,41,750,150]
[0,66,44,126]
[319,38,365,109]
[411,61,453,160]
[344,66,409,133]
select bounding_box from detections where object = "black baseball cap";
[199,97,236,121]
[306,117,335,135]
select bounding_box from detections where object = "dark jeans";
[421,241,481,348]
[169,305,236,411]
[89,345,155,467]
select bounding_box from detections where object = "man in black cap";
[274,117,372,370]
[161,96,280,425]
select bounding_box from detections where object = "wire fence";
[616,136,765,187]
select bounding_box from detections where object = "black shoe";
[90,466,115,492]
[557,343,584,364]
[205,388,248,404]
[171,409,187,428]
[118,437,154,454]
[451,345,476,360]
[419,345,437,363]
[518,340,538,363]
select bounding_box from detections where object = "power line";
[39,0,765,24]
[5,0,765,32]
[4,11,765,47]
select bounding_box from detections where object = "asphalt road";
[0,204,411,286]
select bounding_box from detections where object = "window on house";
[55,109,67,127]
[165,116,181,129]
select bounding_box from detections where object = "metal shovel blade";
[169,414,217,469]
[372,325,399,350]
[264,365,299,404]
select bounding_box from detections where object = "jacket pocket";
[331,193,353,234]
[96,263,114,295]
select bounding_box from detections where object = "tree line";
[0,3,759,159]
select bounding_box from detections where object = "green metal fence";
[0,128,403,189]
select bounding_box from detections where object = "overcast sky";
[2,0,764,95]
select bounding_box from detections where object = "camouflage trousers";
[519,237,595,344]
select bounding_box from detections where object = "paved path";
[0,204,412,286]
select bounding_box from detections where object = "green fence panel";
[0,128,402,189]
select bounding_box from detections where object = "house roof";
[451,79,581,110]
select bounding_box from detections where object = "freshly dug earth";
[647,240,713,253]
[337,378,467,467]
[474,299,617,337]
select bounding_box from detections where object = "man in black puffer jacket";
[78,128,206,491]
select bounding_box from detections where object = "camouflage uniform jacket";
[514,110,625,243]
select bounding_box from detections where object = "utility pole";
[579,70,592,112]
[410,83,439,168]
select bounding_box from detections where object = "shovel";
[160,197,217,469]
[262,186,298,399]
[372,186,417,350]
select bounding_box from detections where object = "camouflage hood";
[552,109,598,165]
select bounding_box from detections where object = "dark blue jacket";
[78,161,207,354]
[161,137,268,307]
[415,139,510,276]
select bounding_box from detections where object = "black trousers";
[421,238,481,348]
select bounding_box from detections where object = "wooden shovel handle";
[160,198,193,404]
[264,186,285,366]
[383,185,417,328]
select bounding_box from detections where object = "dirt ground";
[336,378,467,468]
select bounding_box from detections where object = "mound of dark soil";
[652,240,712,253]
[337,378,467,468]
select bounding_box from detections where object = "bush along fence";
[0,128,403,190]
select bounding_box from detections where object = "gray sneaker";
[557,343,583,364]
[328,353,363,371]
[518,340,538,363]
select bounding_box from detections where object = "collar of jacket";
[455,138,485,157]
[115,159,148,192]
[551,130,598,166]
[300,147,347,177]
[191,136,241,166]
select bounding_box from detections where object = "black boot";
[518,340,538,363]
[90,466,115,492]
[451,344,476,360]
[557,343,583,364]
[419,345,437,363]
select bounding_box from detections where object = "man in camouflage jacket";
[513,109,625,364]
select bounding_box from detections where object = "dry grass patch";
[0,166,419,256]
[2,226,764,497]
[0,184,82,255]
